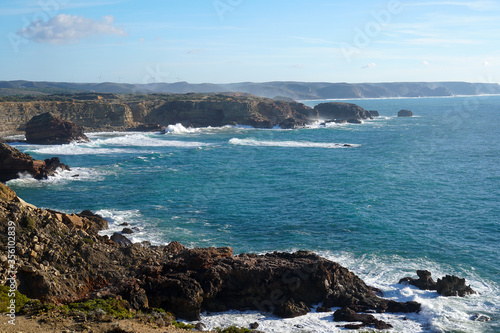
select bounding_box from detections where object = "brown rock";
[0,143,70,182]
[25,112,90,144]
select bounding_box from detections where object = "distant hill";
[1,80,499,100]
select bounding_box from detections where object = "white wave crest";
[165,123,199,134]
[229,138,359,148]
[6,167,106,187]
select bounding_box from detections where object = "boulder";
[398,109,414,117]
[111,233,133,246]
[274,299,310,318]
[25,112,90,144]
[0,143,70,182]
[314,103,372,122]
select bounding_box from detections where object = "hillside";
[1,80,499,100]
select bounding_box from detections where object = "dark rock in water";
[119,222,129,226]
[314,102,372,122]
[111,232,132,246]
[249,322,259,329]
[347,118,363,124]
[369,110,380,117]
[316,305,331,313]
[25,112,90,144]
[127,123,164,132]
[398,109,414,117]
[471,313,491,322]
[0,143,70,182]
[121,228,134,234]
[333,307,393,330]
[399,269,437,291]
[399,271,475,296]
[274,299,310,318]
[436,275,476,297]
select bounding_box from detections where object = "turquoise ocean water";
[7,96,500,332]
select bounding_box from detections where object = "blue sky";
[1,0,499,84]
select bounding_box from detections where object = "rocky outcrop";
[25,113,90,144]
[141,97,316,129]
[0,143,70,182]
[314,102,372,123]
[399,270,476,296]
[0,182,420,327]
[369,110,380,117]
[398,109,414,117]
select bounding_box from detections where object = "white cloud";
[362,62,376,69]
[405,1,498,11]
[422,60,431,65]
[17,14,127,44]
[483,61,491,66]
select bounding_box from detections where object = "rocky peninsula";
[0,93,386,137]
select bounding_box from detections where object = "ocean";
[7,96,500,332]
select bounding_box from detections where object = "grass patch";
[0,285,30,313]
[60,298,133,319]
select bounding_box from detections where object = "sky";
[1,0,499,84]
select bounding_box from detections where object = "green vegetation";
[22,214,35,231]
[172,321,196,329]
[82,237,95,245]
[0,285,30,313]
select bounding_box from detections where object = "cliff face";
[0,95,316,135]
[0,101,135,135]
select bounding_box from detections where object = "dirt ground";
[0,314,215,333]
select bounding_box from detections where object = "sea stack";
[25,112,90,144]
[398,109,414,117]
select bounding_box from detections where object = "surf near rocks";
[0,182,420,329]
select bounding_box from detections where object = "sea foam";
[229,138,359,148]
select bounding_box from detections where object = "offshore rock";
[314,102,372,122]
[0,181,421,325]
[398,109,414,117]
[399,270,476,296]
[0,143,70,182]
[25,112,90,144]
[369,110,380,117]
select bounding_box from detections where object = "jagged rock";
[249,322,259,329]
[316,305,331,312]
[111,233,133,246]
[399,271,475,296]
[25,112,90,144]
[436,275,476,296]
[399,269,437,290]
[121,228,134,234]
[314,102,372,122]
[0,143,70,182]
[274,299,310,318]
[398,109,414,117]
[369,110,380,117]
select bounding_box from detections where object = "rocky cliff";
[0,94,316,136]
[0,100,135,135]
